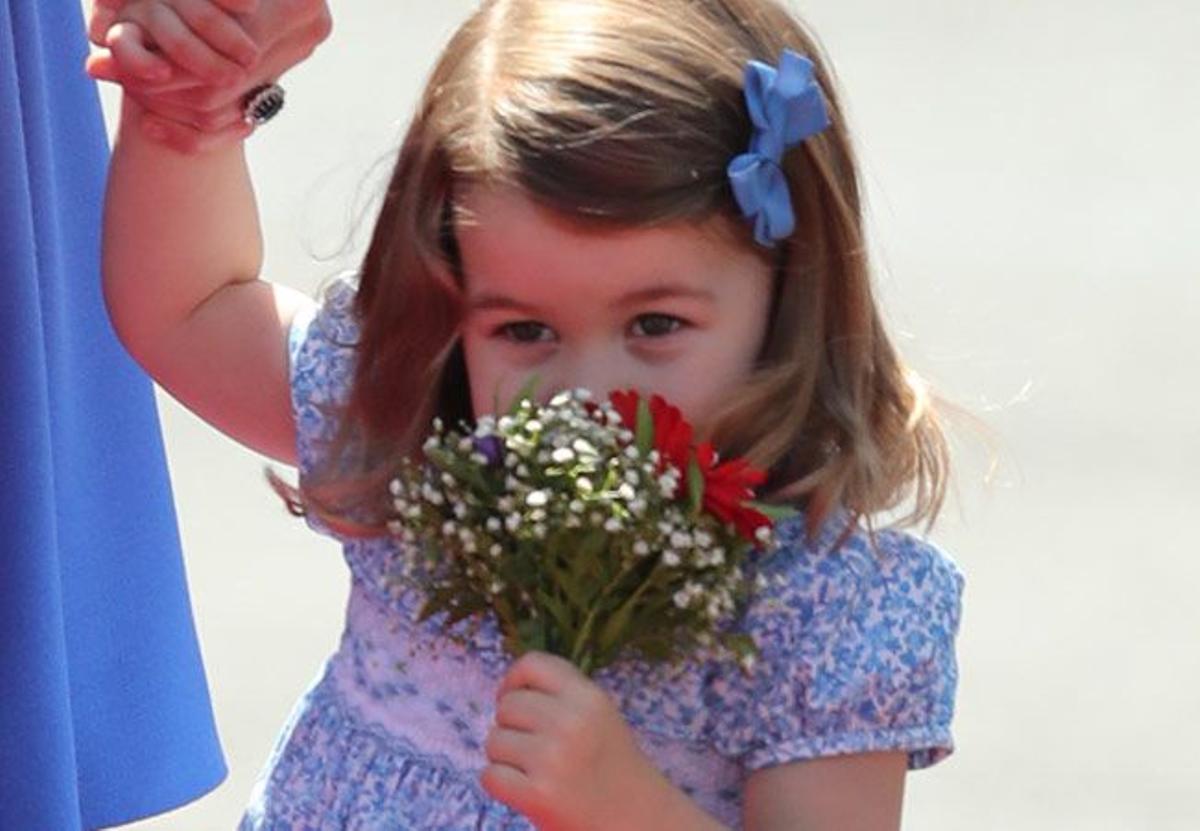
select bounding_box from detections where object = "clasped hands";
[84,0,331,153]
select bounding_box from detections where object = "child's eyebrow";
[467,282,716,314]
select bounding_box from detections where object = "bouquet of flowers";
[383,381,796,677]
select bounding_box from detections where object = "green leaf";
[444,601,480,629]
[555,561,592,612]
[493,592,517,628]
[415,596,441,624]
[722,631,761,659]
[742,500,802,521]
[577,526,608,559]
[635,394,654,455]
[687,454,704,517]
[517,616,547,652]
[506,372,543,416]
[626,633,678,663]
[536,588,577,648]
[595,590,640,658]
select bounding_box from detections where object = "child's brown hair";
[268,0,985,548]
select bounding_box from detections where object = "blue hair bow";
[727,48,831,247]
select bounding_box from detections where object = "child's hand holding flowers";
[484,651,688,831]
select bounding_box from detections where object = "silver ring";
[241,82,285,127]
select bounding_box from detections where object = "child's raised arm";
[101,92,315,466]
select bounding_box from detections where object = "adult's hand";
[85,0,332,154]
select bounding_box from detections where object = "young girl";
[99,1,968,828]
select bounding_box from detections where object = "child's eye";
[495,321,555,344]
[494,317,686,345]
[630,313,685,338]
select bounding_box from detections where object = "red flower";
[693,442,772,543]
[607,389,691,474]
[606,389,772,544]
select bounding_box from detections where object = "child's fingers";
[105,21,175,82]
[128,4,248,87]
[86,50,209,94]
[170,0,260,69]
[85,50,123,84]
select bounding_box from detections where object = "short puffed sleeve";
[286,270,362,539]
[727,511,966,772]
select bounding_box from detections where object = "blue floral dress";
[237,271,967,830]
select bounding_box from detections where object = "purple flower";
[473,434,503,466]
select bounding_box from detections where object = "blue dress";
[0,1,226,828]
[239,272,967,829]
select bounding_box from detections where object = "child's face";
[456,182,774,439]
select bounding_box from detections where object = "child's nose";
[545,350,637,405]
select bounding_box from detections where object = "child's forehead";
[453,181,758,297]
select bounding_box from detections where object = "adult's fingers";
[169,0,260,69]
[129,28,311,113]
[87,0,122,47]
[212,0,259,12]
[136,4,251,85]
[125,86,248,133]
[130,89,256,155]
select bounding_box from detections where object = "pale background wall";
[81,0,1200,828]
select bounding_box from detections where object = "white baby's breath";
[384,386,783,679]
[572,437,598,456]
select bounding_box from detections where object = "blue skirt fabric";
[0,2,227,828]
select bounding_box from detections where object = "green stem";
[567,552,662,670]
